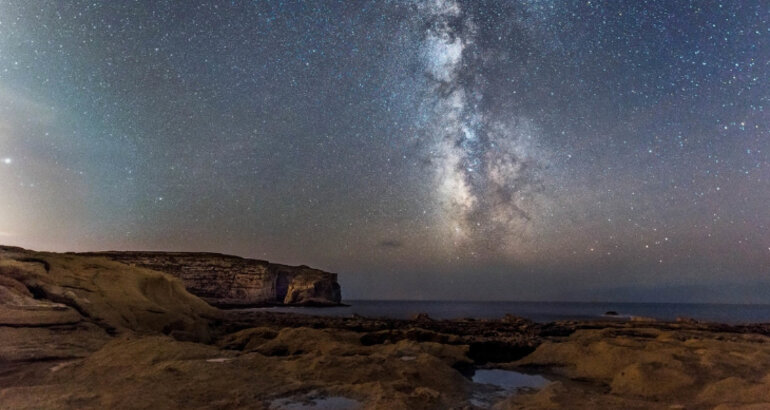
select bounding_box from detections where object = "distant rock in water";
[411,312,433,321]
[75,251,342,307]
[604,311,619,316]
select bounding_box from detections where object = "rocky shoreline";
[2,246,770,409]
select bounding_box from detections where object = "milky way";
[0,1,768,302]
[415,0,546,252]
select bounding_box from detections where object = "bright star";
[2,158,11,165]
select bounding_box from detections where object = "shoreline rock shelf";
[3,245,770,409]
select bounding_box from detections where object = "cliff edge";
[76,251,342,307]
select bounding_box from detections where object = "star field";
[0,0,768,302]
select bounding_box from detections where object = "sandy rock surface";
[3,246,770,409]
[503,326,770,409]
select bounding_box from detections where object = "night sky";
[1,1,769,302]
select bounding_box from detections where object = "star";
[0,0,765,302]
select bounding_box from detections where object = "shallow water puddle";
[472,369,549,390]
[470,369,550,407]
[205,357,232,363]
[269,396,361,410]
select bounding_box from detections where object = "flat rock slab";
[0,323,110,362]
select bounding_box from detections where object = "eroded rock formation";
[76,251,342,307]
[7,245,770,409]
[0,245,218,373]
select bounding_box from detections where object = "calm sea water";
[253,300,770,324]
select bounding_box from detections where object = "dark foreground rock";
[3,245,770,409]
[76,250,342,307]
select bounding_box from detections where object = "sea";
[253,300,770,324]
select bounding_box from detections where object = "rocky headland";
[75,250,342,307]
[2,245,770,409]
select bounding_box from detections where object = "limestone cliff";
[77,251,342,307]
